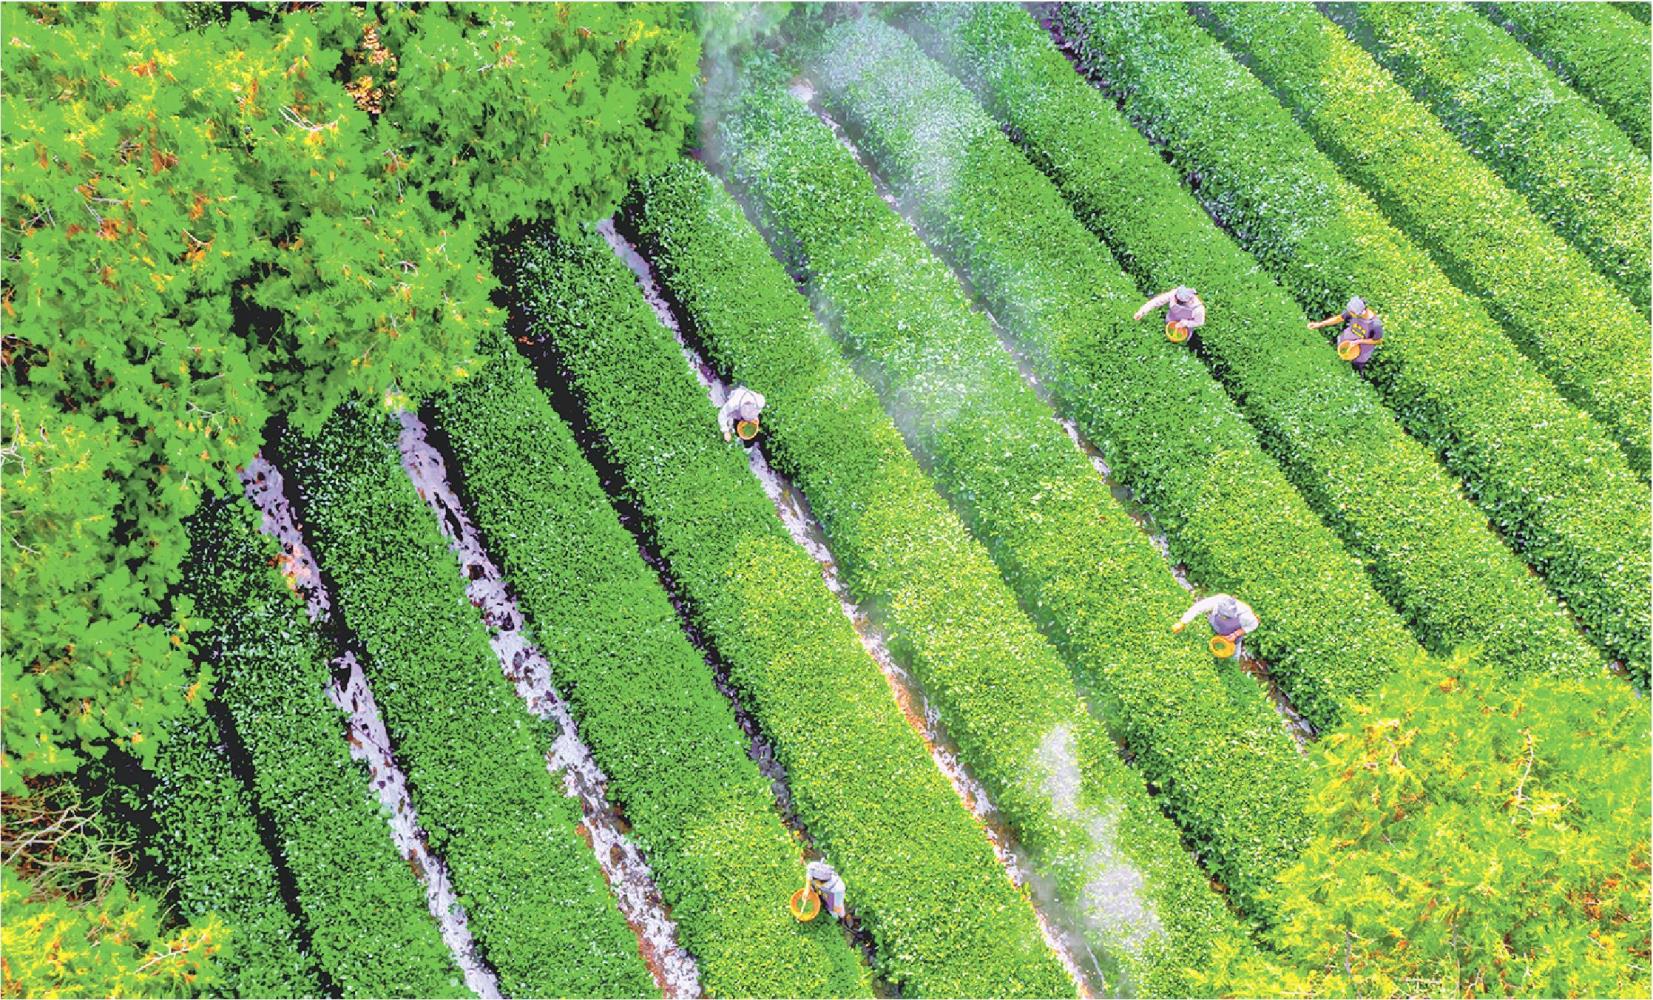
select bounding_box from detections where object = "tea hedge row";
[1490,2,1651,151]
[431,331,872,999]
[281,407,653,998]
[1346,2,1652,311]
[182,498,465,997]
[146,713,323,997]
[904,2,1603,688]
[628,156,1249,994]
[493,233,1070,994]
[812,16,1426,729]
[1205,2,1649,471]
[1058,2,1652,686]
[714,77,1313,919]
[718,68,1315,911]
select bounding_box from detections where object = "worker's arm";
[1306,312,1344,330]
[716,399,736,441]
[1234,603,1261,637]
[1133,290,1174,321]
[1173,595,1221,631]
[1183,301,1207,330]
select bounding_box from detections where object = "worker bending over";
[806,860,847,921]
[1308,295,1384,371]
[1174,593,1260,659]
[1134,286,1206,341]
[718,385,767,442]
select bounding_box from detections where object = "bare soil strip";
[394,411,702,998]
[241,455,503,999]
[605,220,1101,997]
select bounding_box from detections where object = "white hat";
[1346,295,1367,314]
[1174,286,1197,304]
[1217,596,1240,619]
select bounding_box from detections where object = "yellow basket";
[1209,635,1237,659]
[736,419,761,441]
[1165,321,1190,344]
[1337,340,1362,361]
[789,886,821,922]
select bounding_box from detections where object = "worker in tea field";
[806,859,848,921]
[1307,295,1385,371]
[1133,285,1206,344]
[1173,593,1260,659]
[719,385,767,442]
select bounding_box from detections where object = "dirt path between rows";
[242,456,503,998]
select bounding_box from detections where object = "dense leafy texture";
[811,16,1426,729]
[0,0,699,784]
[626,158,1249,995]
[431,332,872,999]
[718,69,1316,918]
[282,406,652,998]
[1342,2,1652,311]
[904,2,1603,689]
[497,227,1072,995]
[1058,2,1651,686]
[1202,658,1652,999]
[181,499,463,997]
[379,3,699,233]
[145,714,325,997]
[1,864,227,999]
[1490,2,1651,152]
[1204,2,1649,471]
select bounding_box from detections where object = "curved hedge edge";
[900,0,1605,692]
[1342,1,1652,313]
[146,707,326,997]
[1612,1,1651,23]
[514,194,1250,995]
[1204,2,1650,471]
[427,332,874,1000]
[1488,2,1650,152]
[182,498,467,998]
[279,406,655,999]
[1056,1,1651,688]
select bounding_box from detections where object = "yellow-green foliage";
[1199,656,1651,998]
[1,865,226,999]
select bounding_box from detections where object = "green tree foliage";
[376,2,699,233]
[1200,657,1651,998]
[0,1,698,787]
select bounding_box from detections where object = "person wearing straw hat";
[1173,593,1260,659]
[718,385,767,443]
[1133,285,1206,343]
[1308,295,1385,371]
[805,859,847,920]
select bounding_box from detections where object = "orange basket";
[1337,340,1362,361]
[736,419,761,441]
[789,886,821,922]
[1209,635,1237,659]
[1165,321,1190,344]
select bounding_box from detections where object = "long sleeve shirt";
[1140,289,1206,329]
[1178,594,1259,635]
[717,387,766,438]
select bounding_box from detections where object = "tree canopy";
[1,1,699,788]
[1203,656,1651,998]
